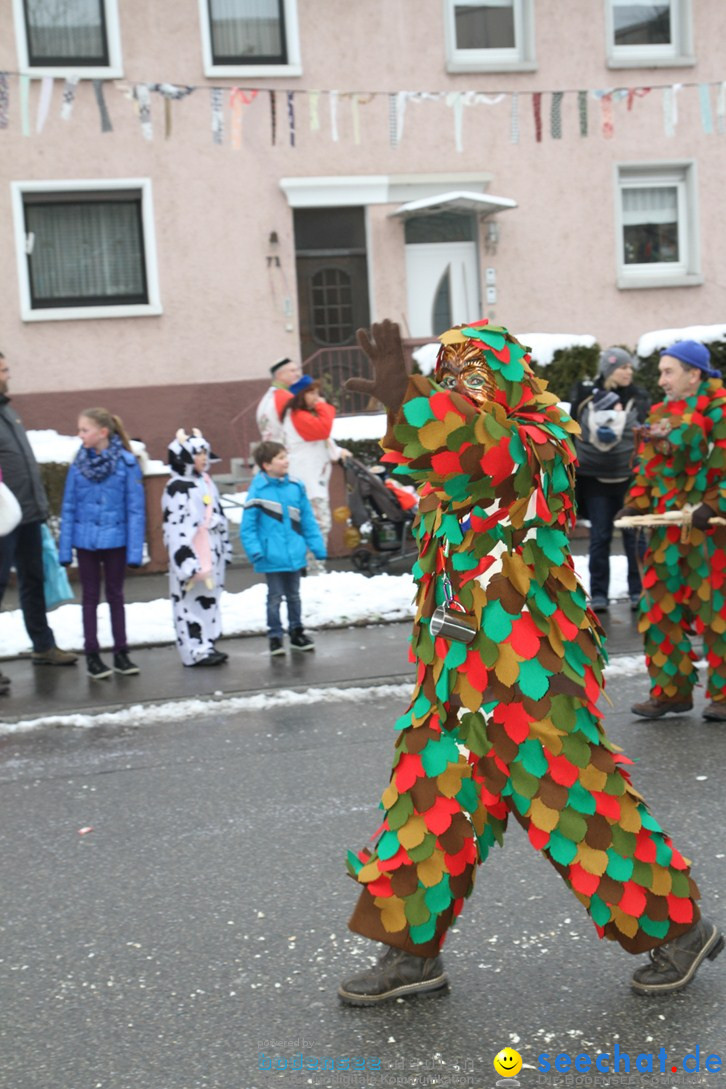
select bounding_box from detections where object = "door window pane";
[404,213,475,245]
[310,268,354,344]
[207,0,286,64]
[25,196,147,307]
[612,1,671,46]
[454,1,515,49]
[23,0,109,66]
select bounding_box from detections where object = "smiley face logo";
[493,1047,523,1078]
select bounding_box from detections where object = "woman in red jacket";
[281,376,350,573]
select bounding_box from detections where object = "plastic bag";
[41,523,75,609]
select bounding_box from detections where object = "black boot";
[631,917,724,995]
[338,945,448,1006]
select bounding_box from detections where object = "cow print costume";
[162,429,232,665]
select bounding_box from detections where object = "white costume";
[162,431,232,665]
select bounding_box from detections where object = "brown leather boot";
[338,945,448,1005]
[632,918,724,994]
[631,696,693,719]
[702,702,726,722]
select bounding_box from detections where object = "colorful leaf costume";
[346,322,700,958]
[625,378,726,702]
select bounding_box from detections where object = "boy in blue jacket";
[241,441,326,655]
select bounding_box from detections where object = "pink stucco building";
[1,1,724,461]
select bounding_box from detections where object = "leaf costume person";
[622,341,726,722]
[338,320,722,1005]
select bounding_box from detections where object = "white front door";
[404,241,480,337]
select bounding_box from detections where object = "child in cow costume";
[338,319,723,1004]
[162,429,231,667]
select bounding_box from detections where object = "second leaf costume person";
[339,320,721,1004]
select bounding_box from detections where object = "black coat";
[0,397,49,524]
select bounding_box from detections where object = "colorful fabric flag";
[60,75,79,121]
[211,87,223,144]
[532,91,542,142]
[93,79,112,132]
[135,84,153,140]
[36,76,53,133]
[0,72,8,130]
[699,83,713,134]
[287,91,295,147]
[578,90,588,136]
[510,92,519,144]
[550,91,563,139]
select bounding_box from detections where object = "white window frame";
[615,162,701,290]
[11,178,163,323]
[444,0,536,73]
[605,0,694,69]
[198,0,302,78]
[12,0,123,78]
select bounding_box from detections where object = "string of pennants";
[1,72,725,148]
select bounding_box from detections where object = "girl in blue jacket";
[59,408,146,679]
[241,441,326,655]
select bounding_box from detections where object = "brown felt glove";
[692,503,715,530]
[345,320,409,415]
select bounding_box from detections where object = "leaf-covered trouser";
[638,524,726,702]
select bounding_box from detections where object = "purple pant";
[76,547,128,654]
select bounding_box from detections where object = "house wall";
[0,0,724,452]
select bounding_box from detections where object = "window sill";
[617,273,703,290]
[607,55,695,70]
[445,59,537,74]
[21,66,124,79]
[21,303,163,323]
[202,63,303,78]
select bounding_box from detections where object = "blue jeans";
[265,570,302,638]
[584,479,643,601]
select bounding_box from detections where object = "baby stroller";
[341,457,418,575]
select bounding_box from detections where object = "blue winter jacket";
[59,449,146,564]
[240,472,326,573]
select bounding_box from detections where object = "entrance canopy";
[389,190,517,218]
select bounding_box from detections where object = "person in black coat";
[569,347,651,612]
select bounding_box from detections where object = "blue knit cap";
[660,340,720,378]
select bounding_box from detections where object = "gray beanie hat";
[599,347,635,380]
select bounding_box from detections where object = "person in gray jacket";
[0,353,77,668]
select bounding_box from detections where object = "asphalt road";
[0,655,724,1089]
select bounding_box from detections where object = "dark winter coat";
[59,448,146,564]
[570,380,651,480]
[0,397,49,523]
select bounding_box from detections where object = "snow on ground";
[0,557,630,658]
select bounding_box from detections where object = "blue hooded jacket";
[59,446,146,564]
[240,472,326,573]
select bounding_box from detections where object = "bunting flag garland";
[269,89,277,144]
[0,71,725,151]
[60,75,79,121]
[447,92,464,153]
[0,72,8,129]
[309,90,320,132]
[287,91,295,147]
[510,92,519,144]
[329,88,339,142]
[19,74,30,137]
[36,76,53,134]
[346,321,702,959]
[92,79,112,132]
[550,91,563,139]
[134,83,153,140]
[532,91,542,142]
[699,83,713,134]
[578,90,588,136]
[210,87,223,144]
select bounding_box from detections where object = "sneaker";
[86,653,112,680]
[338,945,449,1006]
[269,637,285,656]
[31,646,78,666]
[290,628,315,652]
[113,652,139,676]
[630,593,641,611]
[590,596,609,613]
[702,702,726,722]
[210,645,229,662]
[0,671,10,694]
[631,917,724,995]
[631,696,693,719]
